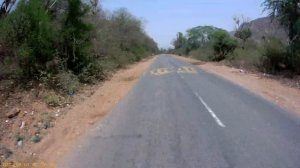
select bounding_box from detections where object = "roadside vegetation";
[0,0,157,162]
[171,0,300,76]
[0,0,158,91]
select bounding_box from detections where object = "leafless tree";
[90,0,99,14]
[0,0,16,17]
[233,15,251,31]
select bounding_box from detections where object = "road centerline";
[194,92,226,128]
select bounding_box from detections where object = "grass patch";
[44,93,65,107]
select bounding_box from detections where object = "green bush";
[78,62,105,84]
[0,1,158,90]
[189,44,214,61]
[260,38,288,73]
[44,93,65,107]
[14,0,56,79]
[114,52,134,68]
[98,58,119,73]
[228,41,263,69]
[130,47,148,61]
[231,48,261,67]
[211,30,238,61]
[61,0,93,74]
[172,47,188,56]
[54,71,80,94]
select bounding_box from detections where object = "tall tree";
[173,32,186,49]
[186,26,224,51]
[62,0,92,73]
[263,0,300,50]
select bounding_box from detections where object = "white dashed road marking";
[195,93,226,128]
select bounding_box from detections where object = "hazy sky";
[102,0,267,48]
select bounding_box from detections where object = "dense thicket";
[263,0,300,73]
[0,0,158,91]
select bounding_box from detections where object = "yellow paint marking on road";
[150,68,171,76]
[177,66,197,74]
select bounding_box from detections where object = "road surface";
[62,55,300,168]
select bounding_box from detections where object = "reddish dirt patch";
[0,86,54,162]
[26,56,156,164]
[0,56,155,166]
[176,55,300,117]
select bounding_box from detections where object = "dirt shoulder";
[32,56,156,164]
[175,55,300,117]
[0,56,156,165]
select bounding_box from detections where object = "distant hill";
[236,17,289,44]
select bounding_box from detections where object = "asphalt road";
[62,55,300,168]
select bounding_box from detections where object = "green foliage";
[171,8,299,75]
[171,26,228,57]
[263,0,300,43]
[0,0,157,90]
[259,37,300,74]
[86,8,157,70]
[78,62,105,84]
[110,8,157,55]
[54,71,80,93]
[263,0,300,74]
[189,43,214,61]
[173,32,187,51]
[211,30,238,61]
[62,0,93,74]
[186,26,223,52]
[44,92,65,107]
[263,0,300,57]
[228,42,263,69]
[3,0,56,79]
[260,37,288,73]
